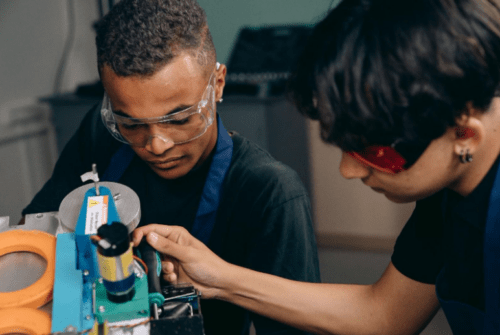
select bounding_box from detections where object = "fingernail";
[148,232,158,244]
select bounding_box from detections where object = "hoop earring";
[460,149,473,163]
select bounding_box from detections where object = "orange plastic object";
[0,308,51,334]
[0,230,56,309]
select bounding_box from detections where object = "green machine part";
[94,275,150,323]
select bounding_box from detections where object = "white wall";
[0,0,99,106]
[0,1,100,221]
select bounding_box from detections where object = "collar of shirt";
[445,155,500,230]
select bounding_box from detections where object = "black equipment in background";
[224,25,313,97]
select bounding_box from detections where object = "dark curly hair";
[289,0,500,154]
[95,0,216,77]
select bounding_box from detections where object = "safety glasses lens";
[348,146,407,174]
[115,110,209,146]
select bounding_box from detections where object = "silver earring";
[216,62,221,70]
[218,98,223,103]
[460,149,473,163]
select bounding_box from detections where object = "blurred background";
[0,0,450,333]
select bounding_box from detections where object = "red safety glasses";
[347,145,408,174]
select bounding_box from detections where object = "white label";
[85,195,109,235]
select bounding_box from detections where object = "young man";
[133,0,500,333]
[21,1,320,334]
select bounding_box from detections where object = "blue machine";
[49,166,203,334]
[51,174,157,332]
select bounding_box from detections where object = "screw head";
[113,193,121,201]
[64,325,77,332]
[83,270,89,276]
[36,213,43,218]
[99,305,105,313]
[85,315,91,320]
[98,277,104,284]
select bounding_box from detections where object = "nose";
[339,152,372,179]
[144,135,175,155]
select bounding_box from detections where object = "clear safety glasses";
[101,71,216,147]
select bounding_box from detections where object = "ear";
[453,111,485,157]
[215,63,227,102]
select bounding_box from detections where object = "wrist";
[211,261,243,301]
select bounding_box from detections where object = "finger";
[132,224,165,246]
[134,224,186,245]
[163,272,178,284]
[162,260,175,274]
[132,229,145,247]
[146,232,191,261]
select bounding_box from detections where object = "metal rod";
[92,282,97,316]
[153,303,159,320]
[92,163,100,196]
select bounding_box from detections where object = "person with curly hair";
[133,0,500,333]
[21,1,320,334]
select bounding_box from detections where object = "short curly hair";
[289,0,500,153]
[95,0,216,77]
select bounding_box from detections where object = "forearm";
[135,227,438,334]
[216,264,384,335]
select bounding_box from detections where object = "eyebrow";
[113,104,194,118]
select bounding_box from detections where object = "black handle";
[138,241,162,296]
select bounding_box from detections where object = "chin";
[150,164,191,179]
[384,193,419,204]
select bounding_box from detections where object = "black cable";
[53,0,76,95]
[97,0,104,19]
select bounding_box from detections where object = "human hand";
[132,224,230,299]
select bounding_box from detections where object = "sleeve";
[242,171,320,335]
[249,194,320,335]
[391,191,445,284]
[22,104,112,216]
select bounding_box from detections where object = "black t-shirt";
[392,157,500,311]
[23,105,320,335]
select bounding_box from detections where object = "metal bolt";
[99,306,105,313]
[64,325,77,332]
[98,277,104,284]
[36,213,43,218]
[83,270,89,276]
[85,315,91,320]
